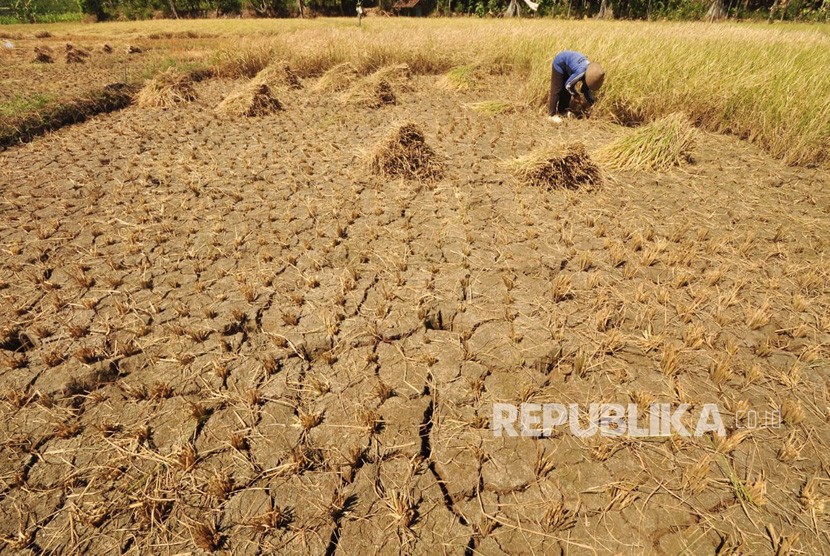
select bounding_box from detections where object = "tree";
[505,0,520,15]
[12,0,36,22]
[706,0,726,19]
[78,0,108,20]
[597,0,613,17]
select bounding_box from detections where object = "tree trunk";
[597,0,614,18]
[505,0,520,17]
[297,0,305,17]
[705,0,725,21]
[167,0,180,18]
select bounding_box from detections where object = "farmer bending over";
[548,51,605,123]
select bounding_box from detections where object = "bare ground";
[1,74,829,554]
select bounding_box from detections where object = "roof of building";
[393,0,421,8]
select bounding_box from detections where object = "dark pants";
[548,69,571,116]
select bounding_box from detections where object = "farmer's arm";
[580,81,596,105]
[564,71,586,96]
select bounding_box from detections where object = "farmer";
[357,0,364,24]
[548,51,605,123]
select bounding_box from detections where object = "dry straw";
[466,99,516,116]
[65,44,89,64]
[340,64,415,107]
[509,142,602,190]
[369,63,413,91]
[341,78,396,108]
[33,46,53,64]
[599,112,697,171]
[136,68,198,108]
[370,122,443,181]
[312,62,359,93]
[216,81,282,117]
[253,61,302,90]
[439,64,481,92]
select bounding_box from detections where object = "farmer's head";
[585,62,606,92]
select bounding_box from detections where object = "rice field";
[0,16,829,555]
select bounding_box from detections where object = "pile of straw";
[216,81,283,117]
[370,123,443,181]
[509,142,601,190]
[136,68,198,108]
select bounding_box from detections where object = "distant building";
[393,0,427,16]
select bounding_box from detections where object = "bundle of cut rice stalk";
[600,113,696,171]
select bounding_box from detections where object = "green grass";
[0,12,82,25]
[0,93,54,117]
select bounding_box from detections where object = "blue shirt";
[553,51,595,104]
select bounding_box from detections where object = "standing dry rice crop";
[370,123,443,181]
[136,68,198,108]
[599,113,696,171]
[509,142,601,190]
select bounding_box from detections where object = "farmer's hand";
[548,115,563,124]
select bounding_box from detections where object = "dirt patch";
[370,122,443,180]
[509,141,602,190]
[0,73,828,556]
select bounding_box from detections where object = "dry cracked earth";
[1,71,829,555]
